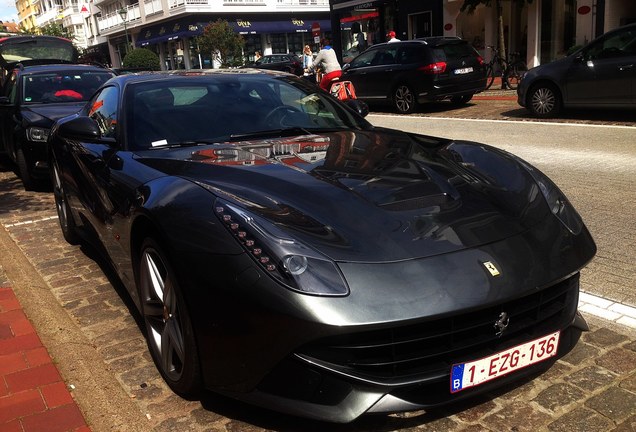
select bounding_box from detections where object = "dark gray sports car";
[49,69,596,423]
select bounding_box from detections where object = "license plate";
[450,331,560,393]
[454,67,473,75]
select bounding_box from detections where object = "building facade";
[89,0,332,69]
[15,0,38,32]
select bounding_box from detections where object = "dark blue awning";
[136,19,204,47]
[229,19,331,35]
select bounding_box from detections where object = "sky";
[1,0,18,23]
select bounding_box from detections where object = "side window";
[398,46,420,64]
[586,28,636,60]
[88,86,119,138]
[350,49,378,68]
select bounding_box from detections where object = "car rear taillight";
[476,56,485,65]
[419,62,447,74]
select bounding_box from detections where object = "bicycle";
[484,45,528,90]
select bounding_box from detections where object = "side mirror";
[344,99,369,117]
[342,63,351,72]
[57,116,106,142]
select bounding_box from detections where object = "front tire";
[393,84,417,114]
[16,148,35,191]
[138,237,201,397]
[528,83,562,118]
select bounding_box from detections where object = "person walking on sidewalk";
[306,38,342,91]
[386,30,400,43]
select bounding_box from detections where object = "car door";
[344,47,393,101]
[565,27,636,106]
[0,69,19,156]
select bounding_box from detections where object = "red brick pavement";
[0,286,90,432]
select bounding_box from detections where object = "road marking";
[579,291,636,329]
[368,114,636,129]
[3,215,58,228]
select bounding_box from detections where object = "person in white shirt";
[386,31,400,43]
[306,39,342,91]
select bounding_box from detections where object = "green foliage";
[195,19,245,68]
[122,48,161,70]
[38,23,70,38]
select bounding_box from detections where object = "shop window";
[271,34,287,54]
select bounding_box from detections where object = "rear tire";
[393,84,417,114]
[450,94,473,106]
[504,62,526,90]
[528,83,562,118]
[485,65,496,90]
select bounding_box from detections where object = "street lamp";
[118,7,130,56]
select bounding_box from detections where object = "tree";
[195,19,245,68]
[122,48,160,70]
[38,23,71,38]
[461,0,534,62]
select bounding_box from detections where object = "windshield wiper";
[228,127,312,142]
[149,139,221,149]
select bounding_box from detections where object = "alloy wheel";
[141,246,186,382]
[530,86,559,117]
[394,85,416,114]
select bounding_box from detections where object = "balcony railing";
[36,7,62,27]
[96,3,141,33]
[144,0,164,16]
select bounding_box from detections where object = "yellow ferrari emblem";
[483,261,501,276]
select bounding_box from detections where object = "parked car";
[49,69,595,423]
[246,53,303,76]
[342,37,487,114]
[518,23,636,118]
[0,36,114,190]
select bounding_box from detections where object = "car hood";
[22,103,86,124]
[138,129,550,262]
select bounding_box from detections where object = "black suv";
[0,36,114,189]
[342,37,487,114]
[247,54,303,76]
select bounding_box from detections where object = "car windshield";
[23,70,114,103]
[125,74,372,150]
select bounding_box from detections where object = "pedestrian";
[386,30,400,43]
[306,38,342,91]
[302,45,313,69]
[254,50,262,62]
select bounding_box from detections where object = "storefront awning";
[229,19,331,35]
[136,19,204,47]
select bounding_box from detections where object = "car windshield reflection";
[126,75,369,150]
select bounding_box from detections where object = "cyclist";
[306,38,342,91]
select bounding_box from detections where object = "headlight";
[214,198,349,296]
[26,127,50,142]
[520,161,583,234]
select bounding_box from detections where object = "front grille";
[298,274,579,383]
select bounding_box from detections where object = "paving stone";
[566,365,618,392]
[452,398,498,423]
[483,403,552,431]
[548,407,614,432]
[619,373,636,393]
[596,348,636,375]
[584,327,630,348]
[612,414,636,432]
[585,387,636,422]
[534,382,586,413]
[561,341,601,366]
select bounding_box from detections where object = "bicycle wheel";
[504,62,527,90]
[485,65,496,90]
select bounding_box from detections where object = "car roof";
[367,37,466,49]
[110,68,292,85]
[16,63,113,74]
